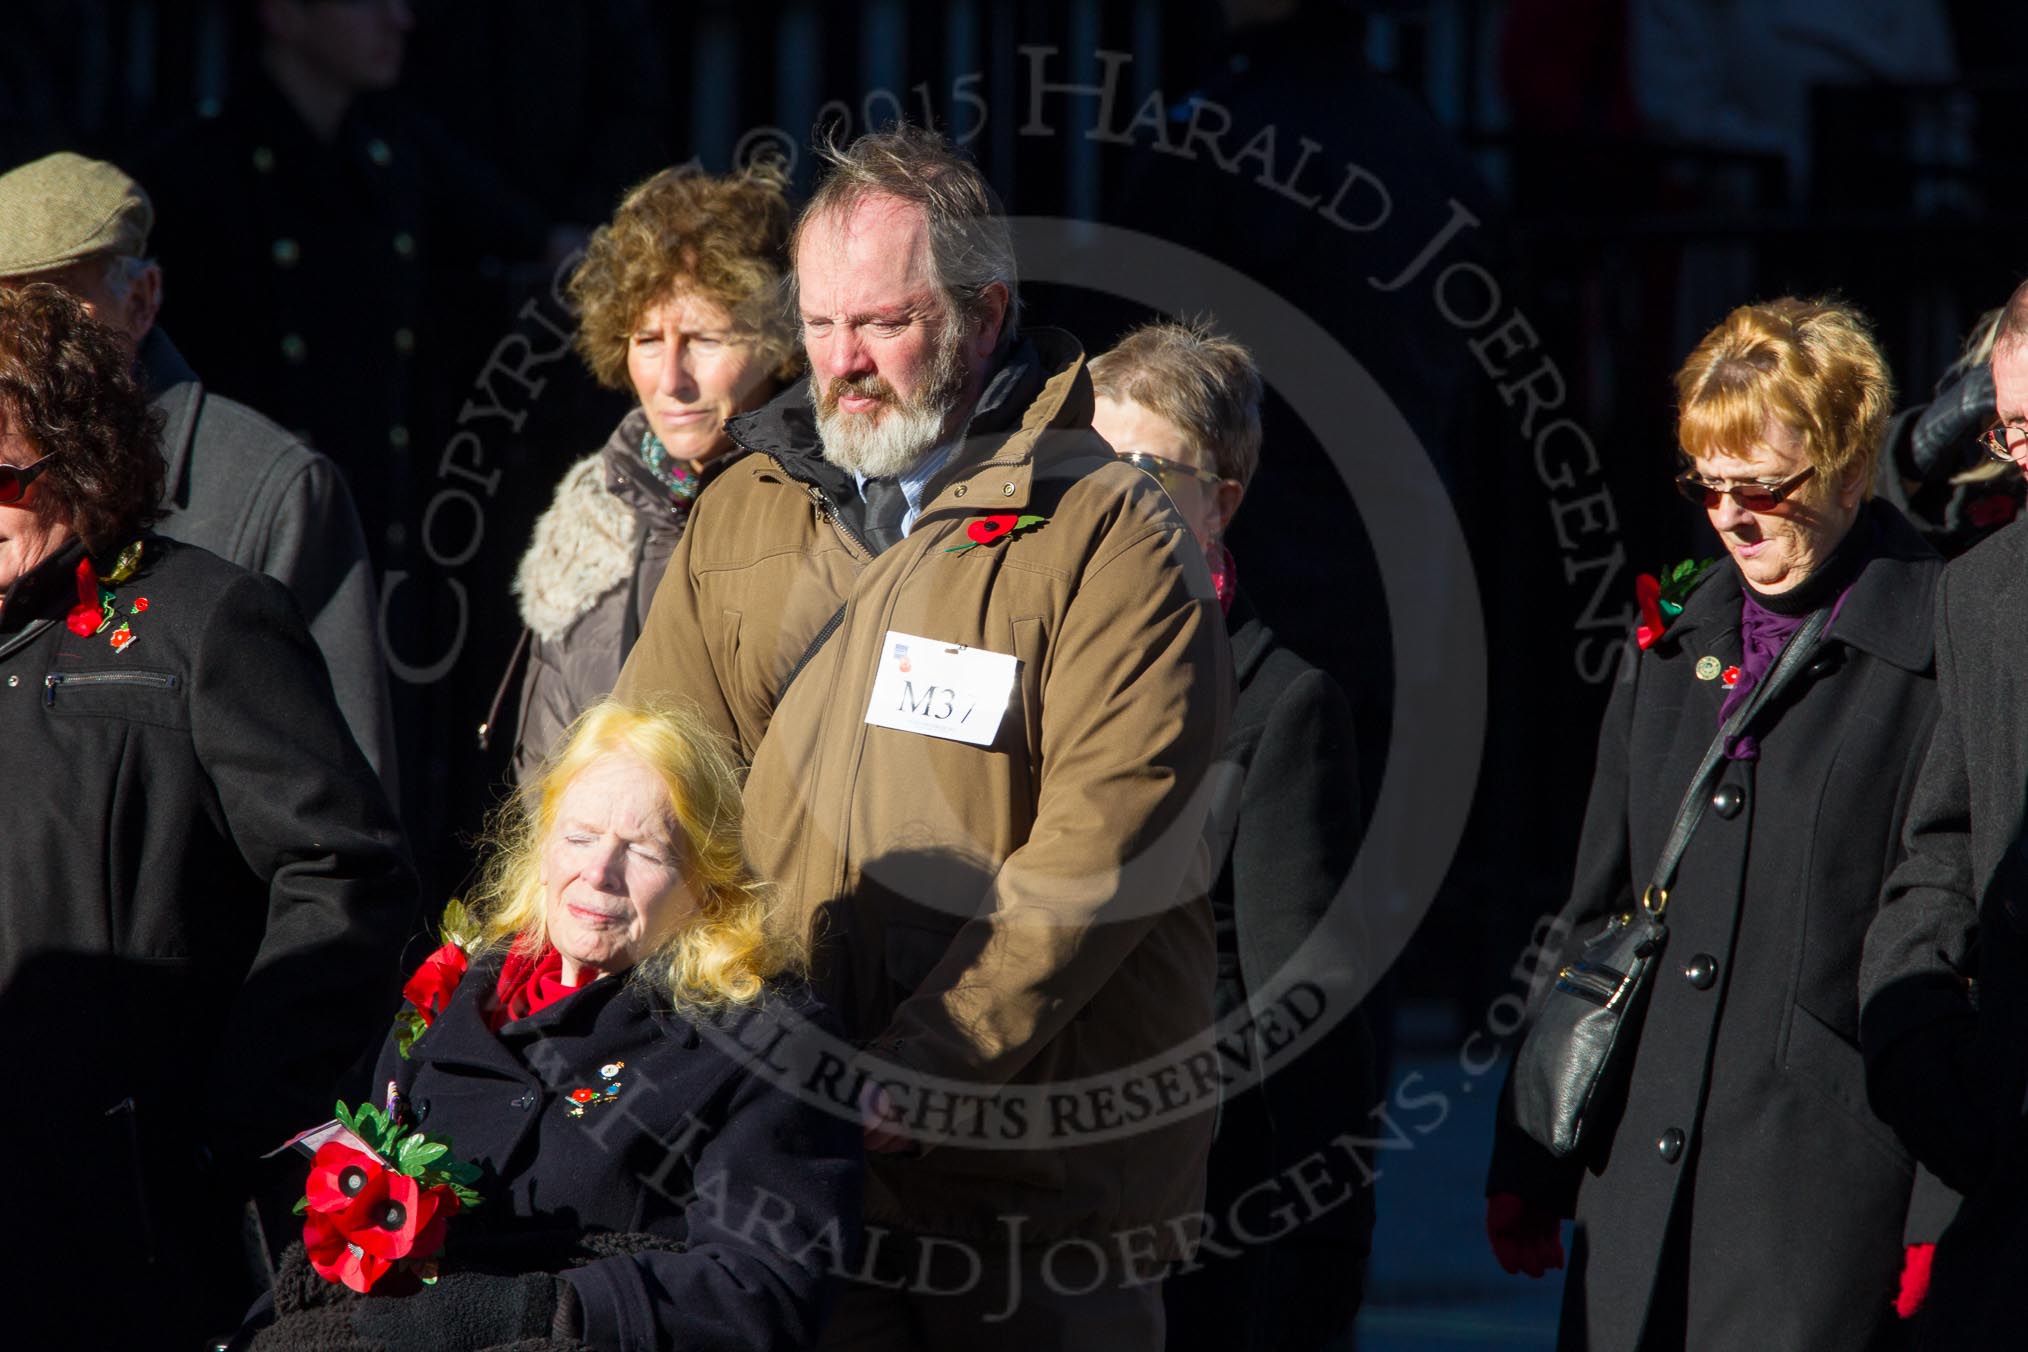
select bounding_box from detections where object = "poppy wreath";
[294,1099,484,1293]
[1634,556,1716,650]
[944,512,1047,553]
[393,898,479,1059]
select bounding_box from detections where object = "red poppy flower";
[350,1171,455,1263]
[1634,573,1666,650]
[304,1140,385,1214]
[1721,665,1741,688]
[108,625,134,652]
[967,514,1019,544]
[131,597,149,612]
[569,1087,599,1104]
[402,942,469,1023]
[305,1206,394,1293]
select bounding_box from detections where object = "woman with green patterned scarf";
[490,165,802,780]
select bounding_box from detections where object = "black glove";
[349,1271,575,1351]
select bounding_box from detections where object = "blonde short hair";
[568,165,801,391]
[463,701,802,1008]
[1675,297,1894,490]
[1088,318,1263,486]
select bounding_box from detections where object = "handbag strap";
[1643,605,1831,915]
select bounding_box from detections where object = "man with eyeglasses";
[0,150,396,792]
[1863,279,2028,1345]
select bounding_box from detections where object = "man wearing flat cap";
[0,150,398,789]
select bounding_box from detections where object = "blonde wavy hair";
[464,701,802,1008]
[568,164,801,390]
[1675,296,1894,493]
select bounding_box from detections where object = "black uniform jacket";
[376,958,863,1351]
[1862,513,2028,1348]
[1490,501,1943,1352]
[0,535,415,1342]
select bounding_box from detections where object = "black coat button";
[1657,1128,1685,1163]
[1711,784,1744,819]
[1683,954,1718,990]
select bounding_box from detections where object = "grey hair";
[99,253,155,305]
[790,123,1019,344]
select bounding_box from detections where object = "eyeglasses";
[0,451,57,505]
[1980,422,2028,463]
[1673,464,1815,512]
[1118,452,1226,492]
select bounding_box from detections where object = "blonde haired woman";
[246,701,862,1351]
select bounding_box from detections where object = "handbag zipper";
[44,670,181,706]
[1556,960,1630,1009]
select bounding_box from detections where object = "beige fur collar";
[512,453,638,642]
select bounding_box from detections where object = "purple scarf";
[1719,587,1849,759]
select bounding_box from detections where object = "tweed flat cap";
[0,152,153,276]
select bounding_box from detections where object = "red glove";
[1487,1192,1566,1278]
[1894,1243,1934,1319]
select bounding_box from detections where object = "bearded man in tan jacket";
[615,125,1231,1349]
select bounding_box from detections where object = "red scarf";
[486,946,592,1031]
[1209,541,1237,616]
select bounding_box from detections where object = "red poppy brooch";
[944,513,1047,553]
[65,541,149,652]
[291,1099,483,1293]
[393,900,478,1059]
[1634,557,1716,650]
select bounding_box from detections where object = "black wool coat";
[1490,502,1943,1352]
[0,535,415,1345]
[369,960,864,1351]
[1165,597,1377,1351]
[1861,514,2028,1349]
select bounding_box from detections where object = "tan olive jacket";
[616,332,1232,1255]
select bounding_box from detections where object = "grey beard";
[814,319,975,479]
[815,396,953,479]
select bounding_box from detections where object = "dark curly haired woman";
[0,283,415,1346]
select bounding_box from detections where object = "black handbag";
[1509,607,1830,1158]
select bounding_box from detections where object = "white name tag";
[864,630,1017,747]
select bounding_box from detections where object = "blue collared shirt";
[854,434,961,537]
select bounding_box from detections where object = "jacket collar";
[1663,499,1938,672]
[1225,588,1275,686]
[0,537,87,655]
[724,327,1098,519]
[141,328,202,511]
[411,954,698,1081]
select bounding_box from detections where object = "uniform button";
[280,333,307,364]
[1683,954,1718,990]
[393,230,416,259]
[1657,1128,1684,1163]
[512,1090,537,1111]
[389,424,410,449]
[953,484,967,498]
[271,237,300,267]
[5,675,15,688]
[251,146,276,173]
[1710,784,1744,819]
[1001,483,1015,496]
[367,138,394,168]
[393,327,416,355]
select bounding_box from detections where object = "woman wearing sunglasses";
[0,285,413,1345]
[1091,320,1378,1352]
[1486,297,1947,1350]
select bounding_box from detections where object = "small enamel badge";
[565,1061,625,1118]
[1695,655,1722,681]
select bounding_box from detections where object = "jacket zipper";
[44,670,181,706]
[802,481,874,562]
